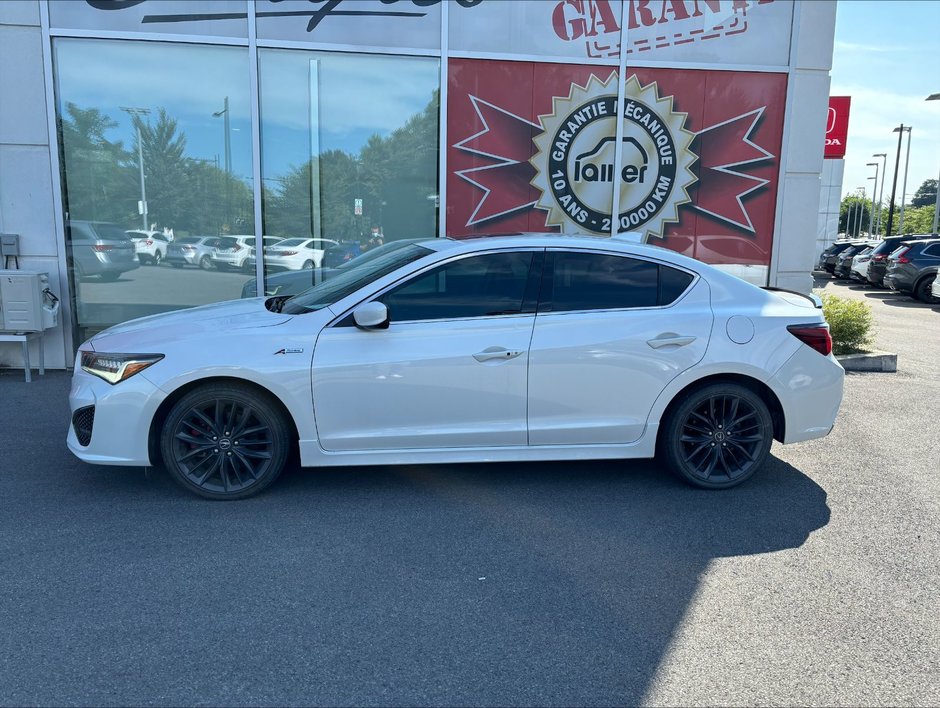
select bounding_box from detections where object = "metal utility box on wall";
[0,271,57,332]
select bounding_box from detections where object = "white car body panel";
[68,234,843,474]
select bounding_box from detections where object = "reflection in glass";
[259,49,440,294]
[53,39,253,343]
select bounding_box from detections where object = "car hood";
[87,298,292,352]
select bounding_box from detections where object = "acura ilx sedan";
[68,234,844,500]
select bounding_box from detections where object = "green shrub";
[819,293,874,355]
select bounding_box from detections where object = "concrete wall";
[0,0,70,370]
[816,158,846,262]
[769,0,837,294]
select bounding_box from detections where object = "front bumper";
[67,364,168,466]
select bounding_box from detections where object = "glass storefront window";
[53,39,254,343]
[259,49,440,294]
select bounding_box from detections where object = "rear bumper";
[770,346,844,444]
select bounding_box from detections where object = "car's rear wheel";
[914,277,938,304]
[153,251,162,266]
[160,383,291,500]
[302,260,314,270]
[660,383,773,489]
[200,255,214,271]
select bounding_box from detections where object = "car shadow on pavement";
[1,372,830,706]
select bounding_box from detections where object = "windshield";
[281,243,433,314]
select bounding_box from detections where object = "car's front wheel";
[914,277,938,304]
[659,383,773,489]
[160,383,291,500]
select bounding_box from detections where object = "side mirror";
[353,301,389,330]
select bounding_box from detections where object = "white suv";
[214,236,284,271]
[127,230,170,266]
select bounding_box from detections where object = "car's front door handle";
[473,347,524,362]
[647,334,697,349]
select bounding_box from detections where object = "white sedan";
[68,234,844,500]
[264,238,339,271]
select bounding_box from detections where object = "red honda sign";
[825,96,851,159]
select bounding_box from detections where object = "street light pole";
[873,153,887,237]
[121,106,151,232]
[866,161,879,236]
[213,96,232,231]
[885,124,908,236]
[927,94,940,234]
[897,126,913,232]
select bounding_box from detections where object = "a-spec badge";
[273,348,305,355]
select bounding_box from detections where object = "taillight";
[232,244,242,252]
[787,324,832,357]
[92,244,113,252]
[895,248,911,264]
[145,240,153,246]
[279,251,297,256]
[873,254,886,262]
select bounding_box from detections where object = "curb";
[837,350,898,373]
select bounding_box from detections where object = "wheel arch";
[654,373,786,448]
[148,376,301,467]
[913,269,939,297]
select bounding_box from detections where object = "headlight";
[80,351,164,385]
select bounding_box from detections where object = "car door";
[527,249,713,445]
[312,250,543,451]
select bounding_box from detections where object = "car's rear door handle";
[473,347,524,362]
[647,334,697,349]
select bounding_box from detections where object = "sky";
[831,0,940,204]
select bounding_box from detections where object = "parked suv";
[217,236,284,271]
[834,242,876,280]
[66,220,139,280]
[166,236,225,270]
[883,238,940,303]
[867,234,933,287]
[127,230,170,265]
[818,240,867,275]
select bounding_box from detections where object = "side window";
[549,253,658,311]
[923,244,940,257]
[659,265,694,305]
[380,252,535,322]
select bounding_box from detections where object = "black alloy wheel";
[915,277,938,304]
[153,251,162,266]
[302,260,314,270]
[160,383,290,500]
[660,383,773,489]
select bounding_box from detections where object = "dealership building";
[0,0,837,371]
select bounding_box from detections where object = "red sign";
[824,96,851,159]
[447,60,786,267]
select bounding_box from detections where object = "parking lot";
[0,279,938,706]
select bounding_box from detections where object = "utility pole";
[866,161,879,236]
[121,106,151,232]
[885,125,907,236]
[213,96,232,231]
[873,153,886,237]
[897,127,913,232]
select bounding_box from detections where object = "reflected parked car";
[883,238,940,303]
[69,233,844,501]
[66,220,139,280]
[166,236,226,270]
[241,239,421,298]
[127,230,170,266]
[264,238,340,271]
[211,235,284,271]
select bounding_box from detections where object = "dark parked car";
[66,220,139,280]
[833,242,876,280]
[867,234,934,287]
[818,240,867,274]
[883,238,940,303]
[323,241,362,268]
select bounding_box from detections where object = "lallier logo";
[552,0,777,59]
[454,72,775,239]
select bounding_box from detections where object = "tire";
[302,260,314,270]
[99,271,120,281]
[914,277,938,304]
[153,251,162,266]
[659,383,773,490]
[160,383,291,500]
[200,255,214,271]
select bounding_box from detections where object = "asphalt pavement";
[0,278,937,706]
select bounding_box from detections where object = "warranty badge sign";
[531,73,696,237]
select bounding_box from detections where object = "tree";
[839,195,872,237]
[910,179,937,209]
[895,205,937,235]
